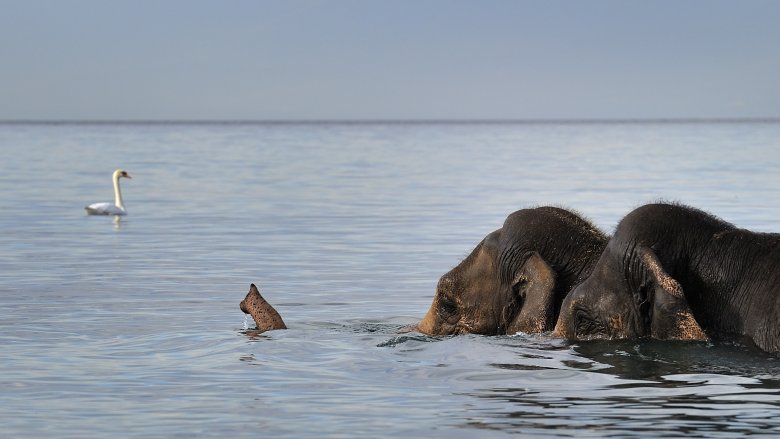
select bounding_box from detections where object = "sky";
[1,0,779,121]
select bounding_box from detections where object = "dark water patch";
[457,339,780,436]
[572,339,780,382]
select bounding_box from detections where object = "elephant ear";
[637,247,709,341]
[505,252,557,334]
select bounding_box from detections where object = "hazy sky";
[2,0,779,120]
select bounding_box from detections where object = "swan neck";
[113,173,124,209]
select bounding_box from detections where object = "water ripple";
[4,122,780,437]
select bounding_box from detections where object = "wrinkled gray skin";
[555,203,780,353]
[417,207,608,336]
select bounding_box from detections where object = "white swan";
[85,169,132,215]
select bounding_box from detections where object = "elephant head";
[417,207,607,336]
[554,215,709,342]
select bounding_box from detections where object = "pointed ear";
[505,252,557,334]
[638,248,708,341]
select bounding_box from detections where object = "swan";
[85,169,132,215]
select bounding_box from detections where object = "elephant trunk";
[240,283,287,333]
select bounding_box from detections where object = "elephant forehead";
[457,247,499,281]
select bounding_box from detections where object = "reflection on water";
[2,121,780,437]
[474,339,780,436]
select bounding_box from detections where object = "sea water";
[1,120,780,437]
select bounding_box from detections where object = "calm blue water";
[2,121,780,437]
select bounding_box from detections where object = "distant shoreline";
[1,118,780,126]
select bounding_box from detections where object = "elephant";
[416,206,608,336]
[240,284,287,333]
[554,202,780,354]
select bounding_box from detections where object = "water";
[2,120,780,437]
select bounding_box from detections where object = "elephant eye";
[508,283,525,311]
[512,279,526,297]
[574,308,605,338]
[438,296,460,325]
[439,296,458,315]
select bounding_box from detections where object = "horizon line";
[1,117,780,125]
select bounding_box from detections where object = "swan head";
[113,169,132,180]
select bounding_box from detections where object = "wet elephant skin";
[418,206,608,336]
[556,203,780,354]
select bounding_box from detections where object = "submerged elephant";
[240,284,287,333]
[555,202,780,353]
[416,206,608,336]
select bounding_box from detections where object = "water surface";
[1,121,780,437]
